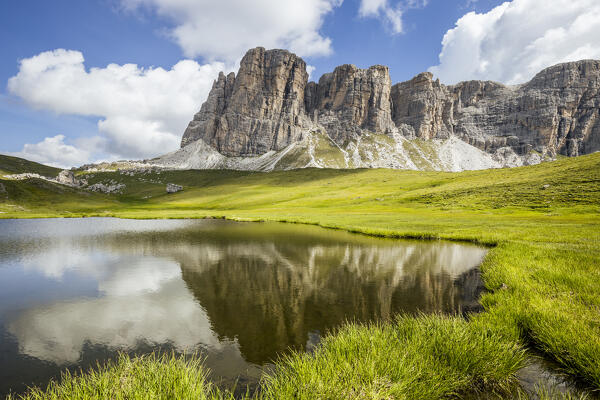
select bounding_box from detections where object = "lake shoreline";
[2,154,599,399]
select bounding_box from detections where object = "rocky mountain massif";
[156,47,600,172]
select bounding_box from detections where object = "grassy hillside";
[2,153,600,399]
[0,154,61,177]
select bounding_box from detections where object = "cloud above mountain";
[7,49,228,165]
[5,0,600,167]
[120,0,342,63]
[429,0,600,84]
[358,0,428,34]
[5,0,345,167]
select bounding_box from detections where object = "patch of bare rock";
[166,183,183,193]
[4,169,128,194]
[87,182,126,194]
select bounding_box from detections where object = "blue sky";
[2,0,599,167]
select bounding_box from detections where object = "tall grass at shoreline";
[9,315,526,400]
[6,353,232,400]
[260,314,525,399]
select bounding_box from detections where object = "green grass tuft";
[260,314,526,399]
[7,353,236,400]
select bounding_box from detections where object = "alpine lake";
[0,218,489,396]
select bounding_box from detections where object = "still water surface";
[0,218,487,396]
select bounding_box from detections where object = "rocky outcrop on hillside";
[174,48,600,172]
[5,170,88,188]
[56,170,79,186]
[166,183,183,193]
[87,182,125,194]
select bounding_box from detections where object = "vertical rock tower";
[181,47,312,156]
[307,64,396,142]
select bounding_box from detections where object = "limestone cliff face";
[518,60,600,156]
[180,47,600,164]
[181,47,312,156]
[308,64,395,143]
[391,72,452,140]
[390,60,600,157]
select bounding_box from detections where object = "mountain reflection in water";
[0,218,486,396]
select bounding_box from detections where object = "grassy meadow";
[1,152,599,399]
[0,154,61,177]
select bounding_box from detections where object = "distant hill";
[0,154,61,177]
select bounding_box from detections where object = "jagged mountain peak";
[167,47,600,172]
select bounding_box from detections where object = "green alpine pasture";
[1,153,599,399]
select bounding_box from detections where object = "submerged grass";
[1,153,600,398]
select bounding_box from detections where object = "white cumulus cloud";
[7,49,230,163]
[359,0,428,34]
[429,0,600,84]
[8,135,92,168]
[120,0,342,62]
[5,1,345,166]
